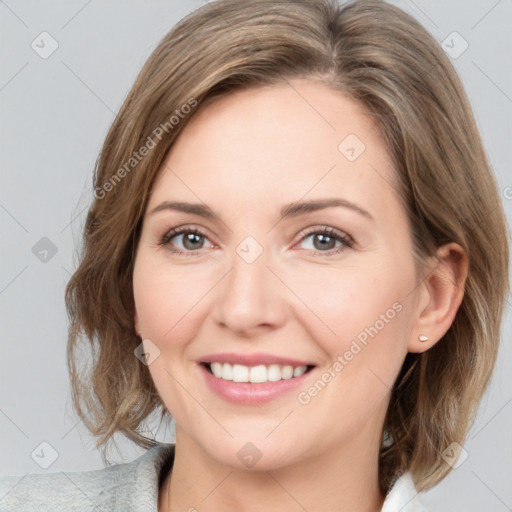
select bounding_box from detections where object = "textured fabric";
[1,443,426,511]
[0,444,172,512]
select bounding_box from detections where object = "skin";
[133,80,467,512]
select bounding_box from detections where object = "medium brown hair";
[65,0,510,493]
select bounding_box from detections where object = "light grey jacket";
[0,443,426,511]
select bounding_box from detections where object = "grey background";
[1,1,511,510]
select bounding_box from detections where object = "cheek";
[133,257,213,343]
[285,261,413,389]
[132,257,213,422]
[289,261,409,337]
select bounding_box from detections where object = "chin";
[197,436,304,473]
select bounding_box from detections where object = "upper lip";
[199,352,315,367]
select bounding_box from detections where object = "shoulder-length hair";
[65,0,509,493]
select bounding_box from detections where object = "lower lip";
[199,363,313,405]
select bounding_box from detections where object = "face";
[133,80,421,471]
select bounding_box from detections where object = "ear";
[408,242,468,353]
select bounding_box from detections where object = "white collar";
[381,472,426,512]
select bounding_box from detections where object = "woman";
[1,0,508,510]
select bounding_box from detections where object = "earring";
[419,335,429,342]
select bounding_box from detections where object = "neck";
[159,428,385,512]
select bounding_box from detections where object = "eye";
[296,226,353,256]
[159,225,354,257]
[159,226,213,256]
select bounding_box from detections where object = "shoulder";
[0,443,175,512]
[381,472,428,512]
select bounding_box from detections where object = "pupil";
[315,234,335,250]
[184,233,202,250]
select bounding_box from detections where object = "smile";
[198,353,317,405]
[205,362,313,383]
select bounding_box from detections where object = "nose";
[212,242,289,337]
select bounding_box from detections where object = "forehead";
[149,80,399,215]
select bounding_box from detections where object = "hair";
[65,0,509,494]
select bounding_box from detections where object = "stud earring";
[419,335,429,342]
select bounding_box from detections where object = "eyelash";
[158,225,354,257]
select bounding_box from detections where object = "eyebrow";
[149,198,373,222]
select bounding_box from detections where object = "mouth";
[197,353,317,405]
[201,361,316,383]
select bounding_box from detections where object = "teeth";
[267,364,281,382]
[249,365,267,383]
[222,363,233,380]
[210,362,223,378]
[293,366,307,377]
[207,362,309,383]
[233,364,249,382]
[281,365,293,379]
